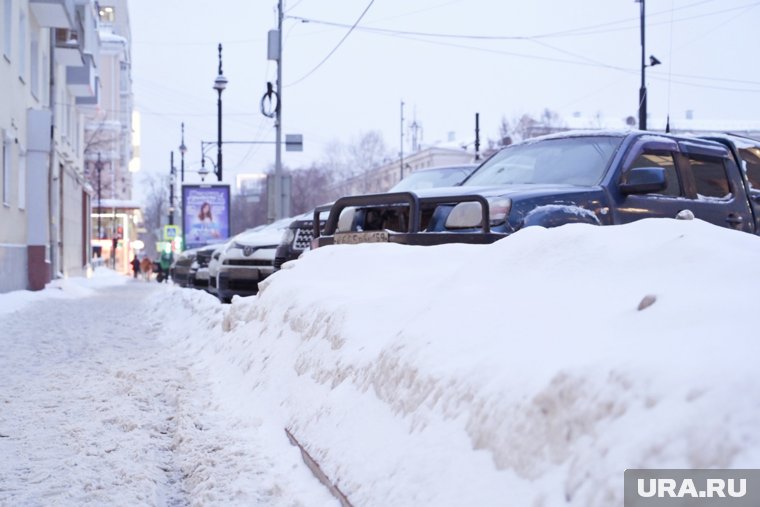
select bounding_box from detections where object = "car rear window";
[738,146,760,190]
[686,155,731,199]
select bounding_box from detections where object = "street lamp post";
[179,122,187,182]
[95,152,103,238]
[169,151,176,225]
[213,44,227,182]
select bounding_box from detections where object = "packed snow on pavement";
[2,218,759,506]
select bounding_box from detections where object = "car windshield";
[463,136,622,187]
[390,166,475,192]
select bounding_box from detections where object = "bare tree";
[139,172,170,258]
[230,191,268,234]
[511,113,539,142]
[289,164,334,215]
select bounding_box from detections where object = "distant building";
[236,172,267,203]
[336,145,476,197]
[85,0,137,273]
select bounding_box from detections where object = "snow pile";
[160,219,760,506]
[0,267,128,316]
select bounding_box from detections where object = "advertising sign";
[182,184,231,250]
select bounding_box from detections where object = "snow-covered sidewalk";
[0,277,335,506]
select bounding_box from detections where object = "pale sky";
[129,0,760,199]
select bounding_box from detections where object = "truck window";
[626,151,680,197]
[686,154,731,199]
[738,146,760,190]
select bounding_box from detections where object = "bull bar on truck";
[312,191,506,247]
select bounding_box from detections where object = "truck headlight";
[280,228,295,244]
[445,197,511,229]
[337,207,356,232]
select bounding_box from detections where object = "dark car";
[273,164,478,270]
[274,207,330,271]
[170,248,199,287]
[314,130,759,248]
[190,243,223,291]
[387,164,478,193]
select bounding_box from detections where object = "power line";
[282,15,760,92]
[285,0,376,87]
[287,1,758,41]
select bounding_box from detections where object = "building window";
[42,52,48,106]
[30,31,38,98]
[17,146,25,209]
[2,131,10,206]
[3,0,11,61]
[98,5,115,23]
[18,8,25,81]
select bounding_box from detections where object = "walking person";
[140,257,153,282]
[159,250,173,283]
[130,255,140,279]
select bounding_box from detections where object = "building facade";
[0,0,134,293]
[85,0,137,273]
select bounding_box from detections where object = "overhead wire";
[285,0,752,42]
[285,0,376,87]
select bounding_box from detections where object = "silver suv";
[215,219,291,302]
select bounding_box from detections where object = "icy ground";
[0,274,336,506]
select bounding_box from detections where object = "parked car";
[207,240,233,296]
[190,243,225,292]
[216,219,292,303]
[274,207,330,271]
[274,164,479,270]
[314,130,760,248]
[170,248,199,287]
[697,133,760,231]
[387,164,478,192]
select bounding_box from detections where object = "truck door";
[677,144,754,233]
[614,138,693,224]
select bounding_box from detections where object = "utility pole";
[274,0,287,220]
[400,100,405,180]
[475,113,481,161]
[638,0,647,131]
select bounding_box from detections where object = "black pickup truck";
[313,131,760,247]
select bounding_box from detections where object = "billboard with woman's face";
[182,184,231,250]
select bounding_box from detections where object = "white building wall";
[0,0,35,291]
[0,0,98,292]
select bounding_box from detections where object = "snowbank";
[159,219,760,506]
[0,267,128,316]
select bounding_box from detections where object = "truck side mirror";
[619,167,667,195]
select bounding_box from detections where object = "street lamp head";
[199,159,210,178]
[213,74,228,92]
[649,55,662,67]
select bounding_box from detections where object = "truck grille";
[224,259,273,267]
[293,223,314,250]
